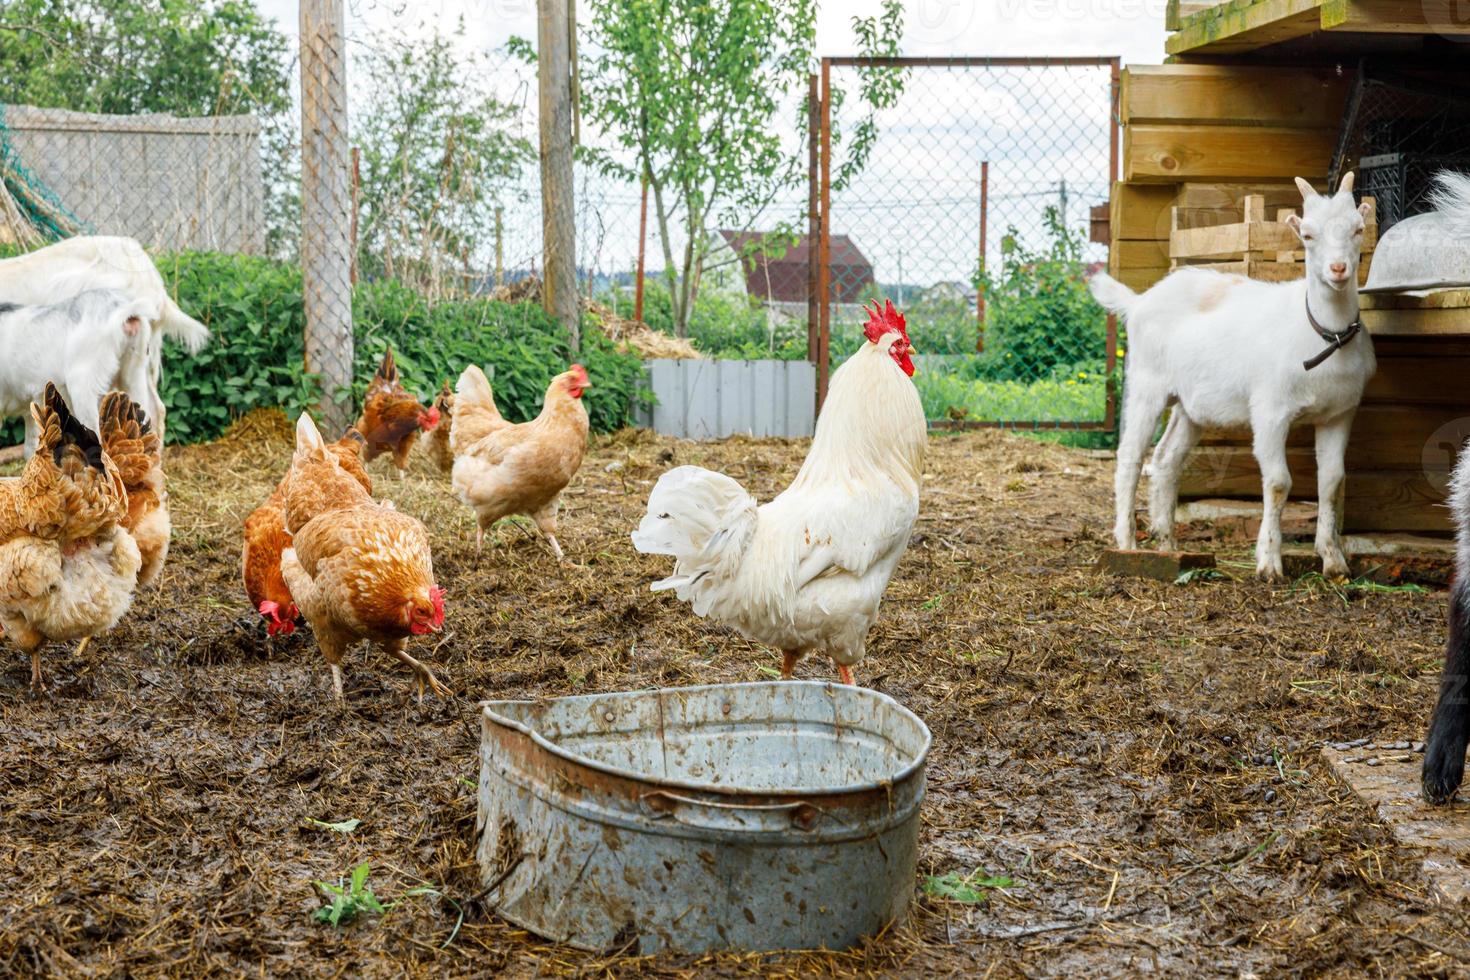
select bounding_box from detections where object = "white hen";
[632,300,926,684]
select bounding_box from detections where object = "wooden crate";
[1168,191,1376,285]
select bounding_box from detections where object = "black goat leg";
[1423,582,1470,804]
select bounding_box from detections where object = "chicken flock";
[3,300,925,700]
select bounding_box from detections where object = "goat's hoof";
[1255,566,1285,584]
[1423,751,1464,806]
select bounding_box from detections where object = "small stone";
[1414,742,1426,754]
[1366,757,1381,767]
[1264,789,1277,803]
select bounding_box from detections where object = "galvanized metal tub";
[475,681,930,954]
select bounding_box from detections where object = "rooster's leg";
[331,665,344,701]
[836,664,855,686]
[30,651,46,694]
[781,650,800,679]
[545,534,566,562]
[388,644,450,700]
[475,525,485,554]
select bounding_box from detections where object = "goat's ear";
[1338,171,1355,195]
[1284,212,1303,234]
[1294,177,1316,200]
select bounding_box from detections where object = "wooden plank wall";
[1111,62,1470,534]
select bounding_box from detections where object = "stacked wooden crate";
[1110,61,1470,535]
[1169,189,1376,285]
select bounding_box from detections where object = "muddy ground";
[1,416,1467,977]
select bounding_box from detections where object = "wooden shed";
[1109,0,1470,537]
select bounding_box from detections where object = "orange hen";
[355,348,440,478]
[242,429,372,637]
[450,364,589,560]
[278,414,448,700]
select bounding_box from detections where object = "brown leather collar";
[1302,291,1363,371]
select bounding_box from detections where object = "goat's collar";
[1302,291,1362,372]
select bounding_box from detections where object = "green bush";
[973,208,1107,383]
[152,252,646,443]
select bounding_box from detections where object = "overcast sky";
[251,0,1168,286]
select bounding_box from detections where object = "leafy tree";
[0,0,297,254]
[353,25,534,298]
[974,208,1106,382]
[582,0,904,339]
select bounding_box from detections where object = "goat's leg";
[22,413,38,458]
[1114,381,1169,550]
[1425,581,1470,803]
[1250,414,1293,582]
[1146,410,1201,551]
[1313,412,1354,580]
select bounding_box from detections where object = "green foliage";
[0,0,296,254]
[975,208,1107,383]
[313,862,386,928]
[922,870,1015,904]
[152,251,645,444]
[582,0,819,337]
[353,25,534,296]
[914,362,1107,424]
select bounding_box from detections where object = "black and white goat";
[1424,450,1470,803]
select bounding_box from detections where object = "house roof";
[717,230,874,304]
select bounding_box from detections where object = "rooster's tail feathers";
[632,466,758,610]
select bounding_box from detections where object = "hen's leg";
[531,500,565,562]
[836,664,855,686]
[387,640,450,701]
[780,650,800,679]
[14,627,46,694]
[75,636,92,658]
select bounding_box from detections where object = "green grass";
[916,371,1107,425]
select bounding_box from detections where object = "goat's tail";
[159,297,210,352]
[1088,272,1138,318]
[1430,170,1470,239]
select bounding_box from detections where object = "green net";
[0,104,89,244]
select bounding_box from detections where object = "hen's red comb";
[862,299,908,345]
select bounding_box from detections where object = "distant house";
[917,280,976,306]
[709,230,876,307]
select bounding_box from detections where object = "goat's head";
[1286,173,1372,291]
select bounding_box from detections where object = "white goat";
[0,289,160,437]
[1090,173,1376,580]
[0,236,209,446]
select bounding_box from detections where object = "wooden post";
[634,175,649,323]
[976,159,988,353]
[816,59,832,415]
[807,72,819,366]
[537,0,579,349]
[349,145,360,285]
[494,206,504,288]
[299,0,353,433]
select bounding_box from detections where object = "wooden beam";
[1321,0,1470,35]
[1121,64,1350,127]
[1110,182,1177,242]
[1124,124,1337,182]
[1170,219,1300,260]
[1166,0,1324,56]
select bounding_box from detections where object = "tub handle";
[639,791,823,832]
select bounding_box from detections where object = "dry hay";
[487,274,700,359]
[0,419,1467,976]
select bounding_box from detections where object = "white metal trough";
[474,680,931,953]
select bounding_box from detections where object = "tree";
[581,0,904,338]
[0,0,297,254]
[352,26,534,298]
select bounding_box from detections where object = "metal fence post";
[299,0,354,433]
[538,0,579,349]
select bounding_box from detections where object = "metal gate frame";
[810,55,1121,432]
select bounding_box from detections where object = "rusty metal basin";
[474,681,930,953]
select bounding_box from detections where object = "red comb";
[862,299,908,345]
[570,364,589,385]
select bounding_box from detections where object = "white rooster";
[632,300,926,685]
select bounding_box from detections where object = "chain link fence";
[0,105,263,253]
[817,57,1118,430]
